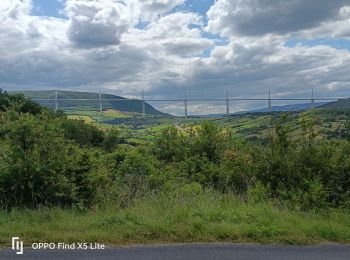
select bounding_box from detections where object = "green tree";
[345,120,350,141]
[0,110,115,208]
[60,119,104,147]
[103,128,120,152]
[0,113,76,207]
[154,126,186,162]
[191,122,230,163]
[0,92,43,115]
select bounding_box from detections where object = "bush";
[60,118,104,147]
[0,91,43,115]
[0,111,115,208]
[103,128,120,152]
[153,126,186,162]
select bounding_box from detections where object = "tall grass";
[1,191,349,247]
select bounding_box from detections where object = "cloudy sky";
[1,0,350,114]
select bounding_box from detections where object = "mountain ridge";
[191,102,329,118]
[18,90,168,116]
[319,98,350,109]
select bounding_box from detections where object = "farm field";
[66,108,350,144]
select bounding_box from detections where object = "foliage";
[0,109,115,208]
[60,118,105,147]
[0,92,350,211]
[345,119,350,141]
[0,91,43,115]
[153,126,186,162]
[102,128,121,152]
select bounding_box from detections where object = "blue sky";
[31,0,350,52]
[31,0,226,59]
[178,0,215,17]
[286,38,350,51]
[31,0,216,19]
[31,0,65,18]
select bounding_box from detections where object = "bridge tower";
[142,90,146,117]
[184,88,188,118]
[99,89,103,113]
[55,90,59,112]
[268,89,272,113]
[226,89,230,116]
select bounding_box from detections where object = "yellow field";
[67,115,94,124]
[103,109,132,118]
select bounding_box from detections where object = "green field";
[65,108,350,144]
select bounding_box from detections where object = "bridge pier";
[226,89,230,116]
[268,89,272,113]
[142,91,145,117]
[55,90,59,112]
[99,89,103,113]
[184,89,188,118]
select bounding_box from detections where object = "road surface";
[1,244,349,260]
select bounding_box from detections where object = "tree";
[154,126,186,162]
[345,120,350,141]
[0,92,43,115]
[60,118,104,147]
[103,128,120,152]
[191,122,230,163]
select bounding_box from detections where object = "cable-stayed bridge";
[31,89,345,117]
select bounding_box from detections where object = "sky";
[1,0,350,114]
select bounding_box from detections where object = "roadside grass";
[1,192,349,248]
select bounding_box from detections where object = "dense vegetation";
[1,90,349,211]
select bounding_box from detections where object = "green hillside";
[20,90,167,116]
[320,98,350,109]
[58,108,349,144]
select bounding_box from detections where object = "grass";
[67,115,95,124]
[102,109,134,118]
[1,192,349,248]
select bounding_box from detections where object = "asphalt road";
[1,244,350,260]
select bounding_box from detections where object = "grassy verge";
[1,192,349,248]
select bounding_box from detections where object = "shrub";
[0,111,115,208]
[60,118,104,147]
[0,91,43,115]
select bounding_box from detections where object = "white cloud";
[128,0,186,21]
[125,12,214,57]
[297,6,350,39]
[0,0,350,115]
[0,0,32,20]
[65,0,132,47]
[206,0,350,37]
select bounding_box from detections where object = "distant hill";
[319,98,350,109]
[19,90,167,116]
[251,102,327,113]
[193,102,328,118]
